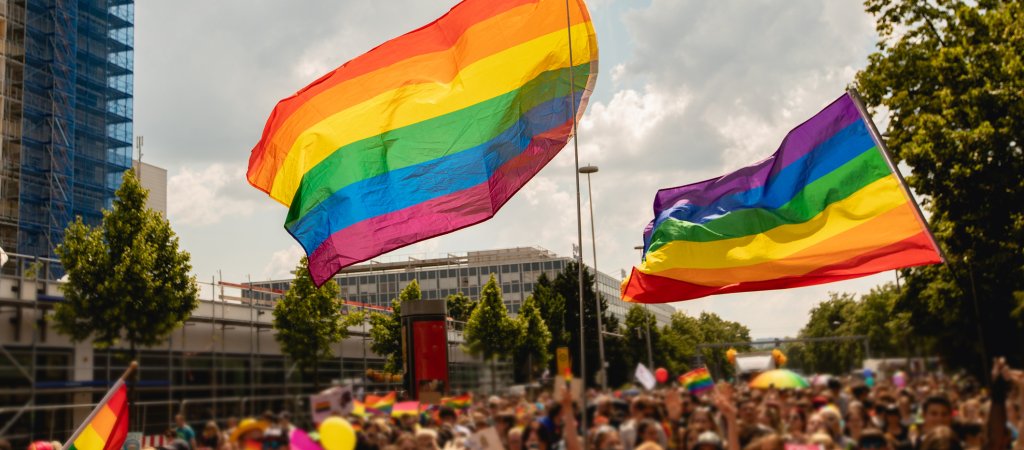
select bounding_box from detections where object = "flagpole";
[64,361,138,448]
[846,88,945,262]
[564,0,588,444]
[847,87,989,377]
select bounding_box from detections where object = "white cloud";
[167,164,268,226]
[138,0,884,338]
[262,245,306,280]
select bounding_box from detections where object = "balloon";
[655,367,669,384]
[893,371,907,388]
[726,348,737,365]
[865,376,876,387]
[319,417,356,450]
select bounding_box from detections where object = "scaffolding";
[2,0,133,268]
[0,253,514,447]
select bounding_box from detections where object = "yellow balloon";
[319,417,356,450]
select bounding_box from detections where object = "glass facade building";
[0,0,134,263]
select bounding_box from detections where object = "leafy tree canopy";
[53,169,198,353]
[855,0,1024,373]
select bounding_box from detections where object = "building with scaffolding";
[0,0,135,268]
[0,252,510,447]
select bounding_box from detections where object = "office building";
[251,247,676,327]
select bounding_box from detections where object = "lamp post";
[633,245,655,369]
[579,164,607,390]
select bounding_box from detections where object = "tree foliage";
[793,284,917,374]
[855,0,1024,373]
[531,273,568,361]
[622,305,687,376]
[464,275,522,361]
[53,169,198,353]
[273,257,360,388]
[551,261,624,387]
[368,280,421,372]
[446,291,475,323]
[513,294,552,382]
[465,275,522,392]
[666,312,752,380]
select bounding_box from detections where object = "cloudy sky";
[135,0,895,339]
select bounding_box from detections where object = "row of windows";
[335,260,568,286]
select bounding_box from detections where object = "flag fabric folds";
[65,380,129,450]
[247,0,599,285]
[622,92,942,303]
[442,393,472,409]
[365,391,397,416]
[678,367,714,395]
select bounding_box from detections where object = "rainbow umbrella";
[749,369,810,389]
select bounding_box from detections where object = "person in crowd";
[414,429,440,450]
[590,426,624,450]
[175,414,198,450]
[634,420,661,448]
[198,421,224,450]
[846,402,871,444]
[784,408,808,443]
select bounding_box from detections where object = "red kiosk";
[400,299,449,399]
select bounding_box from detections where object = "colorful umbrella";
[748,369,810,389]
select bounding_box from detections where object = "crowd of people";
[7,358,1024,450]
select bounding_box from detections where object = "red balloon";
[655,367,669,383]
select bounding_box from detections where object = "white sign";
[635,363,656,391]
[310,385,353,424]
[736,354,773,373]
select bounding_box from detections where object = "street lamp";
[632,245,655,369]
[578,164,607,389]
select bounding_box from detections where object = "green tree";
[446,291,476,322]
[514,294,552,382]
[551,261,623,387]
[797,293,862,374]
[53,169,198,357]
[622,305,687,376]
[368,280,421,372]
[464,274,522,393]
[662,311,751,380]
[531,272,568,371]
[273,257,360,389]
[795,285,923,374]
[855,0,1024,375]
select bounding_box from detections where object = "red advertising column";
[400,299,449,400]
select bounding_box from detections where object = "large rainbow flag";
[65,380,129,450]
[247,0,599,285]
[622,92,942,303]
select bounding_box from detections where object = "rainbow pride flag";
[247,0,599,285]
[442,393,472,409]
[365,391,396,416]
[65,380,129,450]
[678,368,714,395]
[622,92,942,303]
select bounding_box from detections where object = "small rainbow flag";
[65,380,129,450]
[365,391,396,416]
[622,92,942,303]
[352,400,366,417]
[442,393,472,409]
[678,368,714,395]
[246,0,600,285]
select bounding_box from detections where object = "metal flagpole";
[564,0,587,442]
